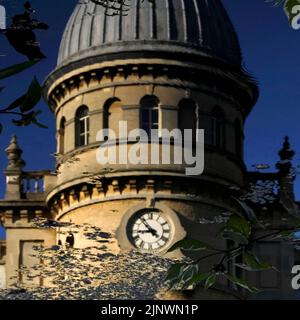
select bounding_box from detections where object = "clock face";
[127,210,172,252]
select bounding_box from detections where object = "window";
[178,99,197,132]
[212,107,225,148]
[199,107,225,148]
[75,106,89,147]
[178,99,197,144]
[59,117,66,154]
[235,119,243,157]
[103,98,123,137]
[140,95,159,135]
[200,113,217,146]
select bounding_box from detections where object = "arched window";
[59,117,66,154]
[75,106,89,148]
[199,113,214,145]
[103,98,122,137]
[140,95,159,135]
[235,119,243,157]
[178,99,197,141]
[198,107,225,147]
[212,106,225,149]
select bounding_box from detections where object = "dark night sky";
[0,0,300,239]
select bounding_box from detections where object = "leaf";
[12,119,26,127]
[12,110,41,127]
[165,263,184,284]
[225,274,259,293]
[0,123,3,134]
[51,245,61,251]
[226,215,251,239]
[266,0,300,23]
[204,274,216,290]
[233,197,258,223]
[269,229,299,240]
[222,230,249,245]
[1,94,27,112]
[167,237,208,252]
[235,251,274,271]
[32,119,48,129]
[20,77,42,112]
[166,263,201,289]
[188,272,211,286]
[0,60,39,80]
[181,264,199,287]
[283,0,300,22]
[221,215,251,244]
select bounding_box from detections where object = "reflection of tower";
[43,0,258,256]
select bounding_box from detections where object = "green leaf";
[221,215,251,244]
[165,263,184,283]
[204,274,216,290]
[266,0,300,24]
[235,251,274,271]
[167,237,208,252]
[188,272,211,286]
[166,263,204,289]
[225,274,259,293]
[273,230,295,240]
[222,230,249,245]
[226,215,251,238]
[233,197,258,223]
[181,264,199,287]
[20,77,42,112]
[227,215,251,237]
[0,60,40,80]
[283,0,300,22]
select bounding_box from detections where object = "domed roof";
[57,0,242,68]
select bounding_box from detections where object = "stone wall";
[0,265,5,289]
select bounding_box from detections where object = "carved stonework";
[5,135,25,172]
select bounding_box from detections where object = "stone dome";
[57,0,242,68]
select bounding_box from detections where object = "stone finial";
[5,135,26,172]
[276,137,298,215]
[276,136,295,176]
[278,136,295,161]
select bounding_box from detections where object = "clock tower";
[43,0,258,258]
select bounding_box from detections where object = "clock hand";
[138,230,154,234]
[140,217,153,230]
[140,217,159,237]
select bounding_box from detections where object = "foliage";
[88,0,300,28]
[0,2,48,133]
[266,0,300,24]
[165,181,300,295]
[88,0,155,16]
